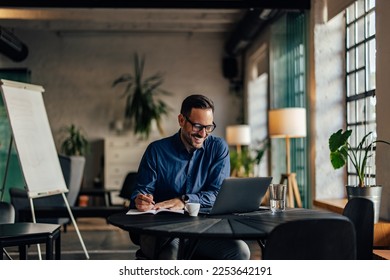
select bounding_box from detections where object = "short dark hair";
[180,94,214,117]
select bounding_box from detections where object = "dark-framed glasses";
[184,116,216,133]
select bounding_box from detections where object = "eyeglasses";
[184,116,216,133]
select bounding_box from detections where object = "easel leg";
[62,193,90,259]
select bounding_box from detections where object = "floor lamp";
[268,108,306,208]
[226,125,251,176]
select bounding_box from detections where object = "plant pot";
[346,185,382,223]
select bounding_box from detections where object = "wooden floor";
[4,218,262,260]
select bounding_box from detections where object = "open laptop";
[199,176,272,215]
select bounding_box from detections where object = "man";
[130,94,250,260]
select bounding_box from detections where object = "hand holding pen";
[135,190,155,211]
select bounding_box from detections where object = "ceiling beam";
[0,0,311,10]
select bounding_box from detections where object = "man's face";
[179,108,214,150]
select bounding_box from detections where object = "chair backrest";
[118,172,139,244]
[343,197,374,260]
[262,218,357,260]
[0,201,15,224]
[9,154,85,225]
[118,172,138,200]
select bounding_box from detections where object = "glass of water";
[269,184,287,213]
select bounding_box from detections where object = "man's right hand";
[135,193,155,211]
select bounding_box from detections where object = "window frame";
[345,0,377,186]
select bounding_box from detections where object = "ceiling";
[0,8,246,34]
[0,1,310,60]
[0,0,310,34]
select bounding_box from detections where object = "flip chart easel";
[0,79,89,259]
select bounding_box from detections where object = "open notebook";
[126,208,184,215]
[199,176,272,215]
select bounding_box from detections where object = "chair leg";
[19,245,27,259]
[2,248,13,260]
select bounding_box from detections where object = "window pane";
[367,120,376,135]
[348,175,359,186]
[347,48,355,72]
[346,4,355,24]
[355,124,365,146]
[356,99,366,122]
[367,40,376,90]
[356,17,365,44]
[367,96,376,122]
[356,0,365,18]
[347,101,356,124]
[346,25,355,48]
[357,69,366,93]
[347,73,356,96]
[367,0,375,11]
[299,75,304,92]
[367,11,376,37]
[356,44,365,69]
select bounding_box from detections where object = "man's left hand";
[154,198,185,210]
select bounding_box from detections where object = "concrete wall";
[311,2,346,200]
[0,30,241,146]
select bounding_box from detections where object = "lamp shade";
[226,125,251,146]
[268,108,306,138]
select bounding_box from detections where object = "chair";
[342,197,374,260]
[0,201,15,224]
[116,171,148,259]
[0,201,15,259]
[118,172,138,204]
[117,172,142,256]
[262,218,357,260]
[0,203,61,260]
[9,155,85,230]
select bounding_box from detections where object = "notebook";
[199,176,272,215]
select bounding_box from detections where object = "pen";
[139,190,155,205]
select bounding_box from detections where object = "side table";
[0,223,61,260]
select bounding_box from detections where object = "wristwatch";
[181,194,190,204]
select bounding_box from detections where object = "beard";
[181,130,207,150]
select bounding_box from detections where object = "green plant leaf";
[330,151,346,169]
[329,129,352,152]
[329,128,390,187]
[60,124,89,156]
[112,52,172,139]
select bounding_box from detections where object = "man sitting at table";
[130,94,250,260]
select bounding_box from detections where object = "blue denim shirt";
[130,130,230,208]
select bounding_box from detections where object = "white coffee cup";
[185,202,201,216]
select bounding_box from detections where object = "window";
[345,0,376,186]
[269,12,309,207]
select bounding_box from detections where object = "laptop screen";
[199,176,272,215]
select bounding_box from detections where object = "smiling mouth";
[192,134,204,143]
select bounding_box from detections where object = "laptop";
[199,176,272,215]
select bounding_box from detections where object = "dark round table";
[108,207,348,259]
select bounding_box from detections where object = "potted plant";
[112,53,172,139]
[230,147,254,177]
[230,138,269,177]
[329,128,390,222]
[60,124,89,156]
[59,124,89,204]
